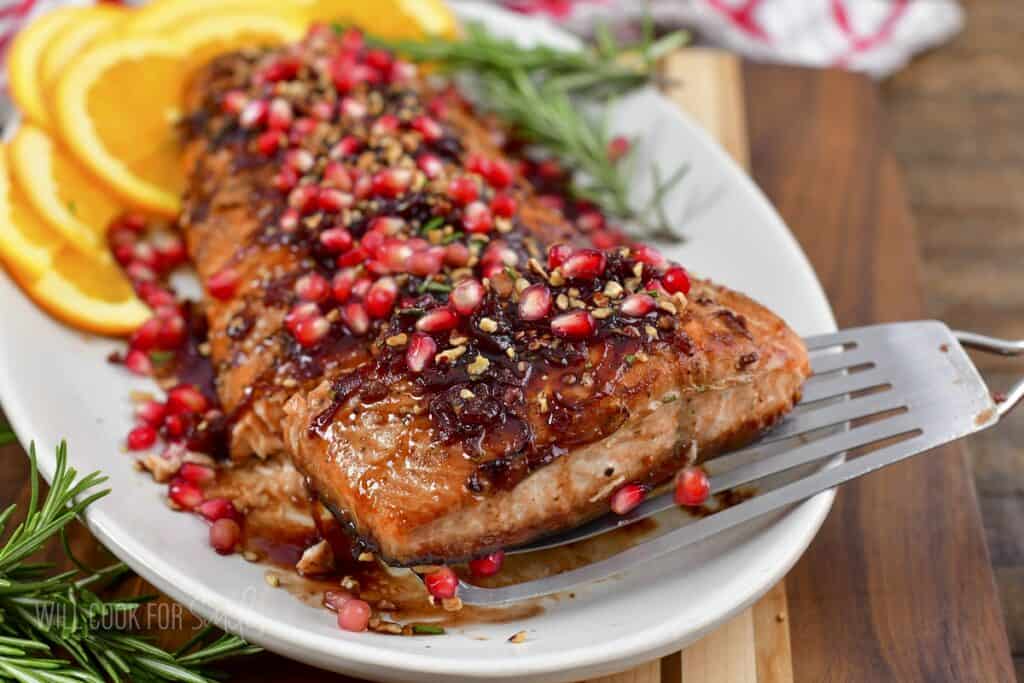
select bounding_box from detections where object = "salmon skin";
[179,28,810,566]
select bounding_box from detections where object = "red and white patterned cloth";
[0,0,964,84]
[496,0,963,78]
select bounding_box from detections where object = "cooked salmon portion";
[179,29,809,566]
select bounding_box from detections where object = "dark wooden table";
[0,62,1016,682]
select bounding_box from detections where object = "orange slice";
[120,0,311,34]
[8,124,123,256]
[7,6,84,129]
[54,12,305,216]
[0,151,149,336]
[40,5,126,96]
[305,0,459,39]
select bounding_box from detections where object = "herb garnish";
[371,21,691,239]
[0,442,260,682]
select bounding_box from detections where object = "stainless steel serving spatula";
[442,321,1024,606]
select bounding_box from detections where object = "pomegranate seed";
[288,185,319,213]
[417,153,443,179]
[167,384,208,414]
[537,158,562,180]
[337,599,372,632]
[481,261,505,279]
[113,243,134,265]
[310,100,334,121]
[610,483,646,515]
[125,349,152,376]
[462,202,493,234]
[518,284,552,321]
[408,248,444,276]
[320,227,353,253]
[662,266,691,295]
[537,194,564,211]
[137,282,176,308]
[338,97,366,119]
[411,115,443,142]
[129,317,161,351]
[339,26,364,52]
[405,333,437,373]
[371,114,399,136]
[547,243,573,269]
[443,242,470,267]
[331,135,361,159]
[330,270,354,302]
[364,277,398,318]
[330,55,358,92]
[279,207,300,232]
[371,168,412,198]
[209,518,241,554]
[157,314,186,348]
[168,478,204,510]
[197,497,239,523]
[136,400,166,426]
[260,56,300,82]
[289,117,318,143]
[221,90,247,114]
[424,567,458,599]
[351,276,372,299]
[484,158,514,189]
[416,308,458,333]
[256,129,283,156]
[293,316,330,347]
[620,293,656,317]
[365,48,392,71]
[490,193,516,218]
[285,302,319,329]
[390,60,417,82]
[467,154,490,176]
[132,242,159,268]
[342,302,370,335]
[551,310,596,339]
[592,229,619,250]
[126,425,157,451]
[126,262,156,282]
[607,135,631,161]
[295,273,330,302]
[675,467,710,506]
[322,161,351,189]
[447,177,478,205]
[632,244,667,271]
[179,462,215,485]
[336,245,368,267]
[273,167,298,192]
[577,210,605,232]
[284,148,314,173]
[469,551,505,578]
[206,267,239,300]
[317,187,352,212]
[368,216,404,237]
[162,413,187,439]
[352,174,373,199]
[481,241,519,268]
[561,249,606,280]
[450,278,484,316]
[267,98,293,130]
[239,99,267,128]
[152,233,187,269]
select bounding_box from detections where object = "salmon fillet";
[179,30,810,565]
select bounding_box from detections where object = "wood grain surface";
[0,53,1017,682]
[745,61,1015,681]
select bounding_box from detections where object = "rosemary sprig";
[370,22,690,239]
[0,441,261,682]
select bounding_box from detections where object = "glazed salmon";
[179,29,809,565]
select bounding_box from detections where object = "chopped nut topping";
[386,333,408,347]
[436,345,466,363]
[459,388,476,399]
[658,299,678,315]
[467,355,490,375]
[340,575,361,592]
[508,630,528,643]
[442,597,463,612]
[479,317,498,332]
[603,281,624,298]
[591,307,612,319]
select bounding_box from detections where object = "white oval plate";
[0,4,836,682]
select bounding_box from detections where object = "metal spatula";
[443,321,1024,606]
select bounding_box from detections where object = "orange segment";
[7,6,84,129]
[0,151,149,336]
[306,0,459,39]
[54,14,306,216]
[8,124,123,256]
[121,0,311,34]
[40,5,126,96]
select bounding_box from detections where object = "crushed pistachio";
[467,355,490,375]
[436,345,467,363]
